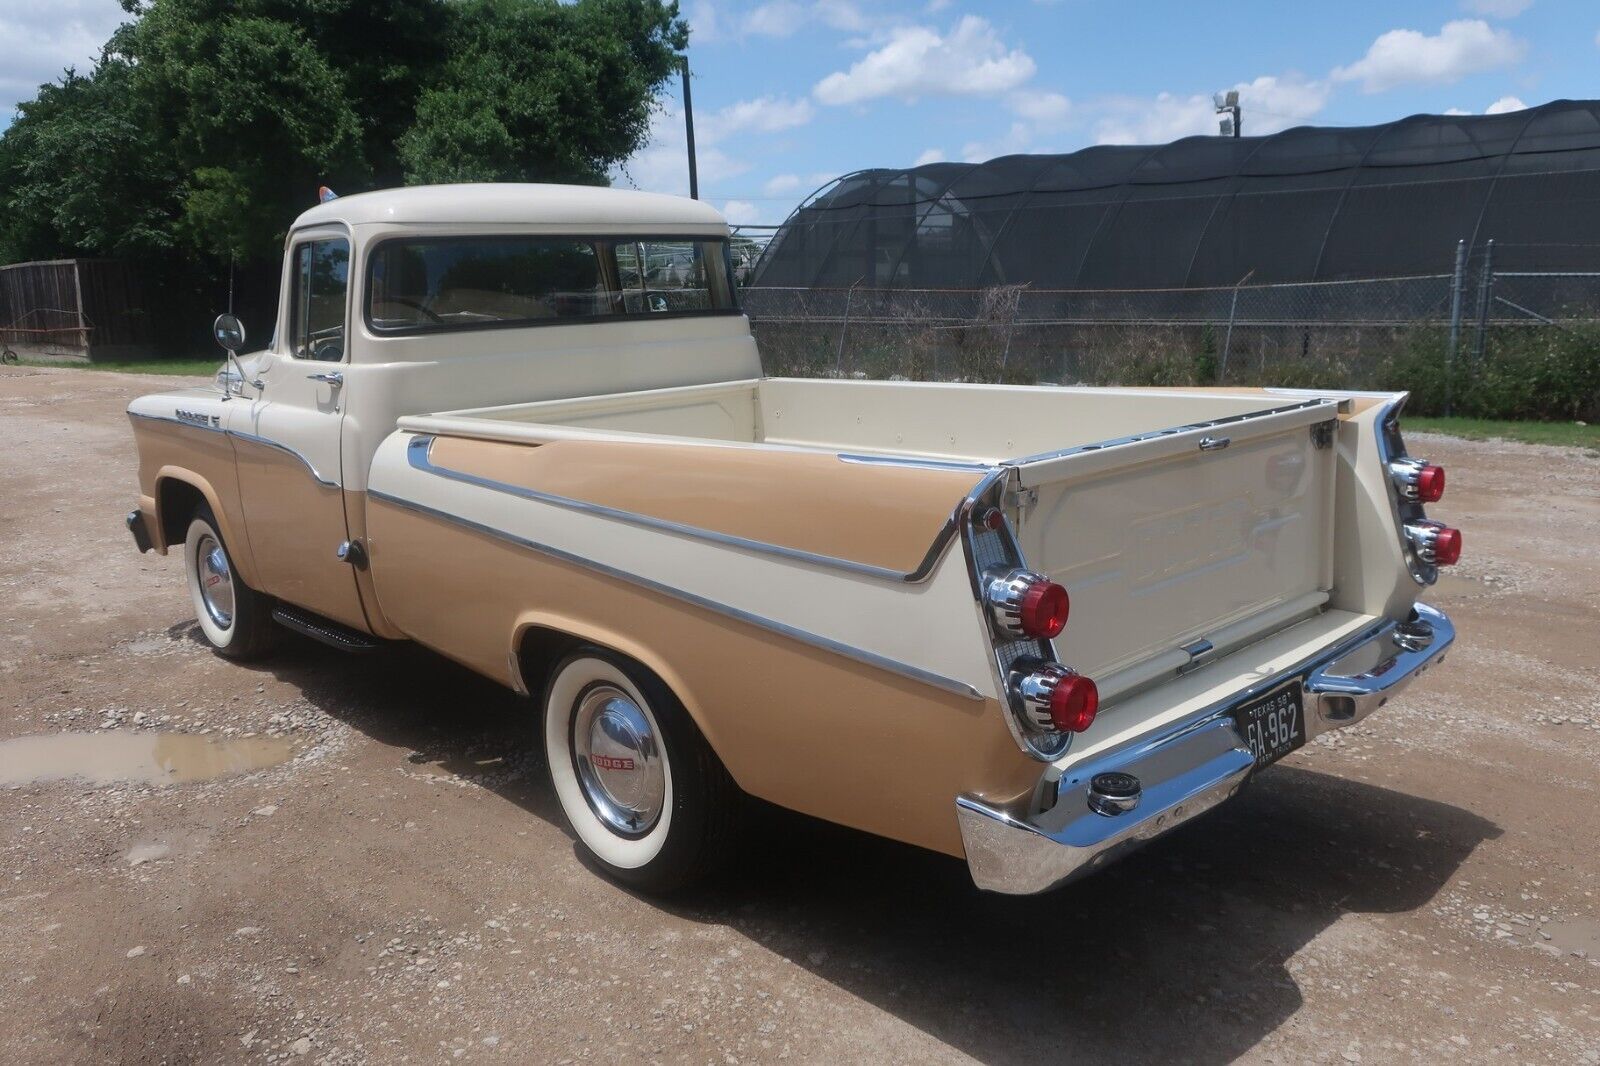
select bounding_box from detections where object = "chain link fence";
[741,243,1600,419]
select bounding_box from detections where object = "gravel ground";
[1,363,1597,1065]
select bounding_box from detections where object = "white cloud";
[1332,20,1526,93]
[743,1,806,38]
[720,199,764,226]
[686,0,722,44]
[813,16,1036,106]
[1008,91,1071,125]
[762,173,804,196]
[0,0,126,123]
[1484,94,1527,113]
[925,0,953,11]
[698,95,814,143]
[619,105,750,197]
[1444,106,1473,115]
[913,147,946,166]
[815,0,869,33]
[1461,0,1533,16]
[1093,74,1329,145]
[961,122,1035,163]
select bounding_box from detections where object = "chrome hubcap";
[571,684,665,837]
[196,533,235,629]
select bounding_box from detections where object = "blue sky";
[620,0,1600,226]
[3,0,1597,229]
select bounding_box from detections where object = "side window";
[628,239,732,313]
[291,238,349,361]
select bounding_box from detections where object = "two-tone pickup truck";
[126,183,1459,893]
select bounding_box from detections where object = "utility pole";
[1213,90,1241,137]
[680,56,699,199]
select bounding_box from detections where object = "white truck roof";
[292,182,730,233]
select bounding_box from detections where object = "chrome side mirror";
[212,313,261,400]
[213,313,246,354]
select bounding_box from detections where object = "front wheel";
[183,504,276,660]
[543,648,740,893]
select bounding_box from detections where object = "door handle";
[307,371,344,386]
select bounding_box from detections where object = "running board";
[271,605,381,654]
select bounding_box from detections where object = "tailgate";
[1009,399,1341,698]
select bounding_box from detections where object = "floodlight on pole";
[1214,89,1241,138]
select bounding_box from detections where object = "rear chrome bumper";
[956,603,1455,894]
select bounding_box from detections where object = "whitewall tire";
[543,648,739,892]
[182,504,275,660]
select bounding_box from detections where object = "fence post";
[1445,239,1467,417]
[1471,238,1495,364]
[834,279,859,376]
[1220,283,1241,380]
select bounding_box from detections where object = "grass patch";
[1406,416,1600,451]
[18,356,218,377]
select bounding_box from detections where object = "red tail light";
[1415,463,1446,503]
[984,569,1070,640]
[1405,521,1462,567]
[1432,526,1462,566]
[1019,580,1070,639]
[1012,663,1099,736]
[1050,674,1099,733]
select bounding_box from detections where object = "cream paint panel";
[1329,402,1422,619]
[757,379,1299,462]
[1018,421,1336,681]
[363,496,1038,858]
[367,432,999,700]
[421,434,986,576]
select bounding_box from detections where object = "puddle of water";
[1542,917,1600,958]
[0,731,295,788]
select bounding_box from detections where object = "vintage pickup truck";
[125,183,1459,894]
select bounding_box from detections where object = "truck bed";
[402,377,1323,465]
[398,378,1346,709]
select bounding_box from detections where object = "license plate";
[1231,680,1306,770]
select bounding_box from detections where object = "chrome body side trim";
[128,411,339,488]
[836,452,996,471]
[956,603,1455,893]
[405,433,999,585]
[367,488,986,701]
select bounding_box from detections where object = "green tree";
[398,0,687,184]
[0,0,686,348]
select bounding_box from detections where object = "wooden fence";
[0,259,154,361]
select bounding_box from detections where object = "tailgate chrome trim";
[956,603,1454,893]
[1005,397,1339,486]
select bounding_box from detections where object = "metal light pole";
[680,56,699,199]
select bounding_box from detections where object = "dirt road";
[2,364,1597,1064]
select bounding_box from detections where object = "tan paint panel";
[426,435,987,575]
[365,496,1039,857]
[232,437,370,632]
[130,418,261,590]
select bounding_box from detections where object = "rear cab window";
[366,235,739,334]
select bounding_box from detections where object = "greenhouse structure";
[749,99,1600,290]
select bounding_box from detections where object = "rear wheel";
[183,504,275,660]
[543,647,739,893]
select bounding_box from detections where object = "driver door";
[234,229,368,630]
